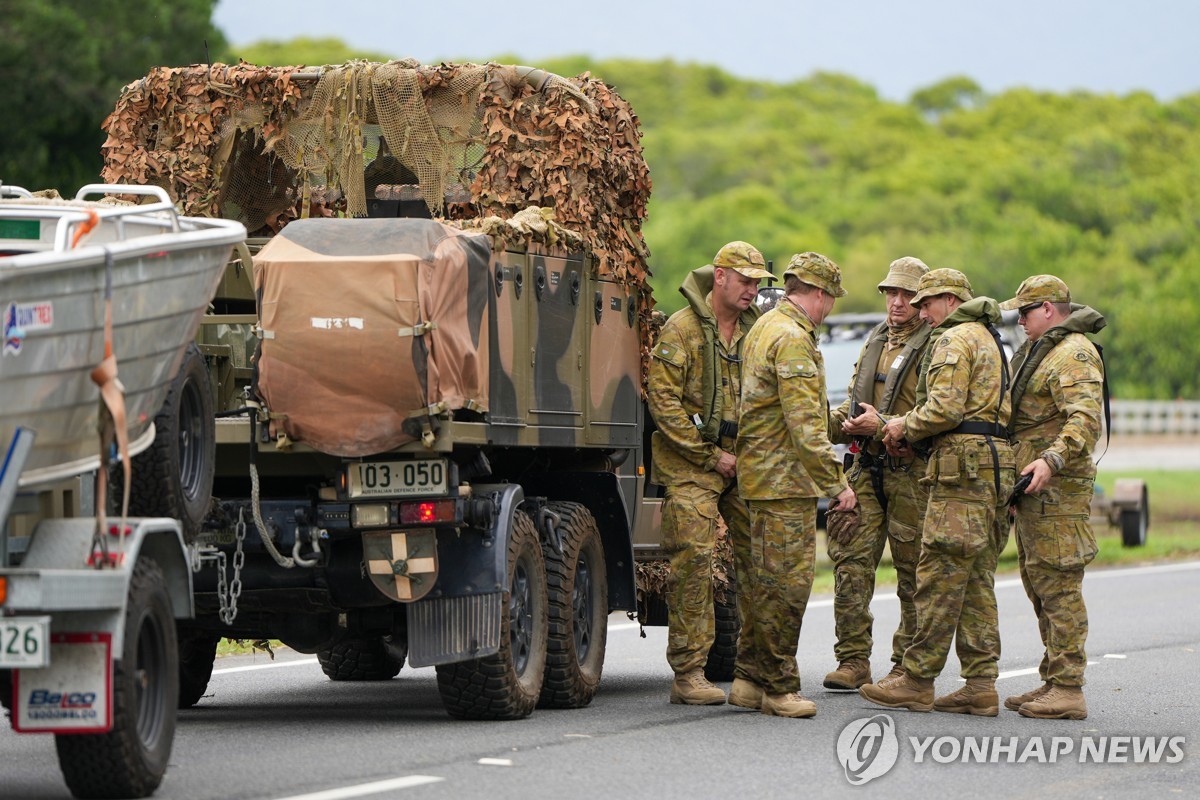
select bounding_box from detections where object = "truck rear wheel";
[113,343,215,542]
[435,510,548,720]
[56,558,179,799]
[538,502,607,709]
[317,637,404,681]
[704,586,740,683]
[177,630,220,708]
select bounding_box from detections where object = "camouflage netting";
[99,60,652,289]
[101,59,656,383]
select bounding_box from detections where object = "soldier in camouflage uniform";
[648,241,774,705]
[860,268,1016,716]
[730,252,856,719]
[823,257,932,691]
[999,275,1105,720]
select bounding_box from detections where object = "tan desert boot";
[859,672,934,712]
[670,668,726,705]
[1018,685,1087,720]
[934,677,999,716]
[761,691,817,718]
[1004,682,1052,712]
[823,658,872,690]
[729,678,764,710]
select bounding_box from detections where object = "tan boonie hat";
[783,251,847,297]
[711,241,773,280]
[877,256,929,293]
[910,267,973,306]
[998,274,1072,311]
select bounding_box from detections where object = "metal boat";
[0,184,246,488]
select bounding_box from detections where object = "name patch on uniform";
[778,360,816,379]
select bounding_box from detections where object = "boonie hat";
[783,251,846,297]
[877,256,929,293]
[998,274,1071,311]
[711,241,773,280]
[910,268,973,307]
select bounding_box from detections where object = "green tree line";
[3,12,1197,398]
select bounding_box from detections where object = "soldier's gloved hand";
[714,449,737,478]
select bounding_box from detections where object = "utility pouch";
[964,447,980,481]
[843,451,855,472]
[936,452,961,486]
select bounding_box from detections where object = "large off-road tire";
[435,511,548,720]
[177,629,221,708]
[317,637,405,681]
[113,343,215,542]
[704,586,740,683]
[56,558,179,799]
[538,502,608,709]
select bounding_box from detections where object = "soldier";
[647,241,774,705]
[999,275,1105,720]
[730,252,856,718]
[860,268,1016,716]
[823,257,933,691]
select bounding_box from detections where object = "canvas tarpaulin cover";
[254,217,491,456]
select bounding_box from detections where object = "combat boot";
[1018,685,1087,720]
[669,669,726,705]
[761,691,817,718]
[858,672,934,712]
[934,677,999,716]
[882,663,906,683]
[728,678,763,710]
[1004,682,1052,712]
[823,658,872,690]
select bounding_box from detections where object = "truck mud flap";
[406,592,502,667]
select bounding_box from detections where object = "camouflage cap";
[877,256,929,293]
[783,251,847,297]
[711,241,773,280]
[909,267,973,306]
[998,274,1071,311]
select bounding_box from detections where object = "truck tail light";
[399,499,456,525]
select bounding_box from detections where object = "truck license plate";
[0,616,51,668]
[348,459,448,498]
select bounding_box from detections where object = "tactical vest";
[696,313,755,444]
[849,321,931,417]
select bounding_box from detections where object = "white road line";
[212,657,319,676]
[273,775,443,800]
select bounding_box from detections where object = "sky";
[213,0,1200,102]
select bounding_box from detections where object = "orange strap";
[71,209,99,249]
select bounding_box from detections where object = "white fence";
[1110,400,1200,435]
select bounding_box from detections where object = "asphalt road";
[4,560,1198,800]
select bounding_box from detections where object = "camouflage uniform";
[648,243,772,677]
[827,258,932,669]
[895,270,1015,682]
[735,253,848,695]
[1001,276,1105,688]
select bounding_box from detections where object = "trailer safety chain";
[192,508,247,625]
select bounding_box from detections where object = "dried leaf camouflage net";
[101,59,656,381]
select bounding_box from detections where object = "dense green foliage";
[4,18,1196,397]
[534,58,1200,400]
[0,0,227,195]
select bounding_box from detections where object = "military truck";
[99,60,654,720]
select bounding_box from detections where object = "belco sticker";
[3,300,54,356]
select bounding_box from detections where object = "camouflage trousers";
[732,498,817,695]
[1014,476,1098,687]
[903,437,1015,680]
[828,455,927,664]
[663,478,752,675]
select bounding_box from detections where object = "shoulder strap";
[1092,341,1111,462]
[879,323,931,414]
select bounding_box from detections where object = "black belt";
[948,421,1009,438]
[718,420,739,439]
[945,421,1007,499]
